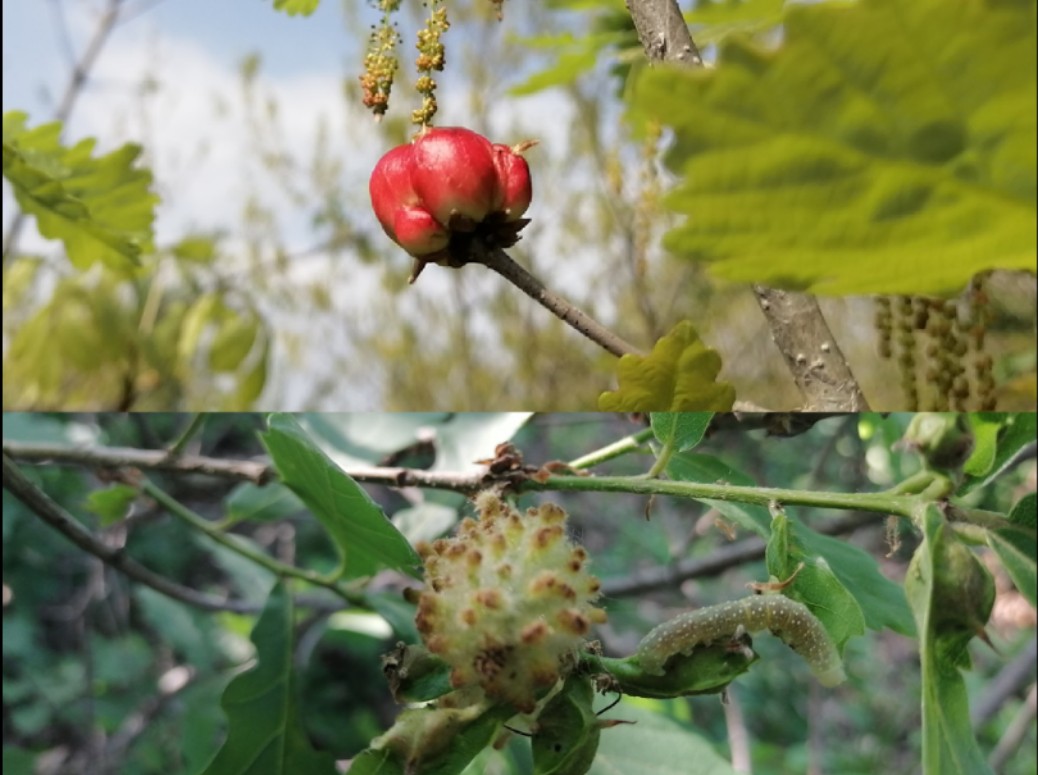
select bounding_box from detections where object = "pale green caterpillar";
[636,596,846,687]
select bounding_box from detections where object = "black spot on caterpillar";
[637,596,845,686]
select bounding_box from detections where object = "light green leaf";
[588,700,736,775]
[273,0,319,15]
[796,526,915,636]
[171,235,218,263]
[685,0,785,46]
[766,511,865,651]
[2,111,157,270]
[628,0,1037,296]
[210,315,259,373]
[904,506,994,775]
[83,484,138,526]
[666,452,770,536]
[201,582,337,775]
[261,413,423,579]
[959,412,1038,495]
[963,413,1006,477]
[650,412,713,453]
[599,321,735,411]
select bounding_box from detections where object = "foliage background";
[3,412,1035,773]
[3,0,1035,411]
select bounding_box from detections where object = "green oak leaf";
[627,0,1036,296]
[904,506,994,774]
[2,111,157,270]
[201,582,337,775]
[599,321,735,410]
[261,413,423,580]
[273,0,319,15]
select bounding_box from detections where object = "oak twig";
[2,454,258,614]
[475,245,640,358]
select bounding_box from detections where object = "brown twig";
[2,454,258,614]
[622,0,869,411]
[474,244,641,358]
[2,440,492,493]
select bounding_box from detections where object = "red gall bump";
[411,127,499,227]
[491,141,536,221]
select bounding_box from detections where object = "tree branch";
[602,512,874,597]
[2,454,258,614]
[475,245,641,358]
[622,0,869,411]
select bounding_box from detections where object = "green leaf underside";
[628,0,1037,296]
[261,414,422,580]
[599,321,735,411]
[766,511,866,651]
[201,582,336,775]
[650,412,713,452]
[904,507,994,775]
[960,413,1038,495]
[588,701,737,775]
[2,111,157,270]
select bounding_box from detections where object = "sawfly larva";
[636,595,845,686]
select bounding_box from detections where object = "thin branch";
[2,454,258,614]
[5,440,1019,532]
[2,440,490,492]
[622,0,869,411]
[988,683,1037,773]
[3,440,275,484]
[140,478,361,604]
[602,512,873,597]
[475,245,641,358]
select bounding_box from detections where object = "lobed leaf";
[2,111,157,270]
[627,0,1037,296]
[201,582,337,775]
[599,321,735,411]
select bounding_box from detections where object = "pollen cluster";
[415,492,607,712]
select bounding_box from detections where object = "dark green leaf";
[987,492,1037,607]
[904,507,994,775]
[201,582,337,775]
[261,414,422,579]
[225,482,304,524]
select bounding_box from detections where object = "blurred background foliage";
[2,0,1035,411]
[2,412,1035,773]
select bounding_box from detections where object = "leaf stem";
[568,427,655,470]
[140,479,358,604]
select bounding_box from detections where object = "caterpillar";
[636,595,846,687]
